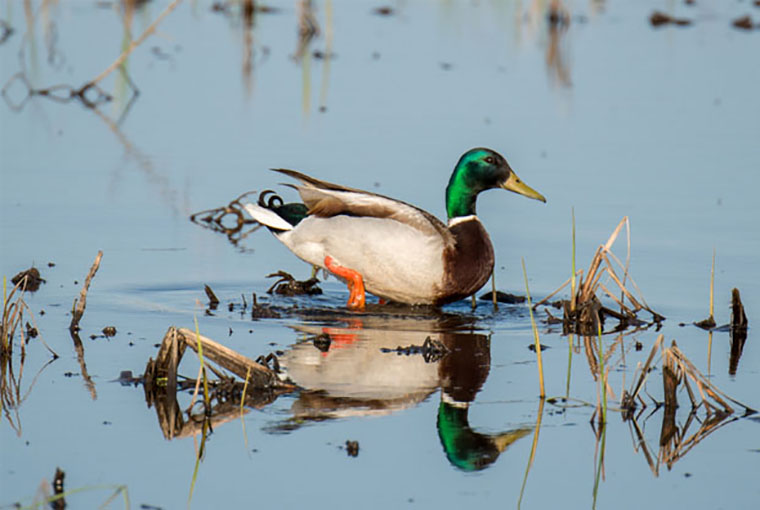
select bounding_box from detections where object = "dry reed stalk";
[604,248,658,315]
[532,270,583,309]
[543,217,663,334]
[600,253,644,312]
[2,278,57,359]
[69,251,103,332]
[597,282,632,317]
[695,251,717,329]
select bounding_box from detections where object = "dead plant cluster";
[2,276,57,435]
[142,327,295,439]
[536,217,663,335]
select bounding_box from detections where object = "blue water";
[2,1,759,508]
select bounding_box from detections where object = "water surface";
[1,1,759,508]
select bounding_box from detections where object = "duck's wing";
[273,168,455,248]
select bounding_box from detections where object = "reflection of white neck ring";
[441,389,470,408]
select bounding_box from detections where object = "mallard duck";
[244,148,546,310]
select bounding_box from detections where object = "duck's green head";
[445,148,546,220]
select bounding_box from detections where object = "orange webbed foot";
[324,255,366,311]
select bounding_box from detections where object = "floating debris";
[204,284,220,310]
[479,291,525,304]
[693,316,716,330]
[11,267,45,292]
[345,440,360,457]
[251,293,281,319]
[102,326,117,337]
[116,370,142,386]
[51,467,65,510]
[380,336,449,363]
[266,271,322,296]
[24,322,38,339]
[649,11,692,27]
[372,6,394,16]
[732,15,756,31]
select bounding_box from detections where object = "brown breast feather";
[436,218,494,305]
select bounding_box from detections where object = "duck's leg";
[324,255,366,310]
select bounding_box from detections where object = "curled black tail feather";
[258,190,308,227]
[258,190,284,209]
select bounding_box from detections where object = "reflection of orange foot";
[324,255,366,311]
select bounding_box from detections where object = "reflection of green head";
[437,401,532,472]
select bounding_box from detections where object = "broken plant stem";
[532,270,582,309]
[69,251,103,332]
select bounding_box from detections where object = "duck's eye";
[485,156,495,164]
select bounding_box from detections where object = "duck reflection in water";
[437,332,531,471]
[276,316,531,471]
